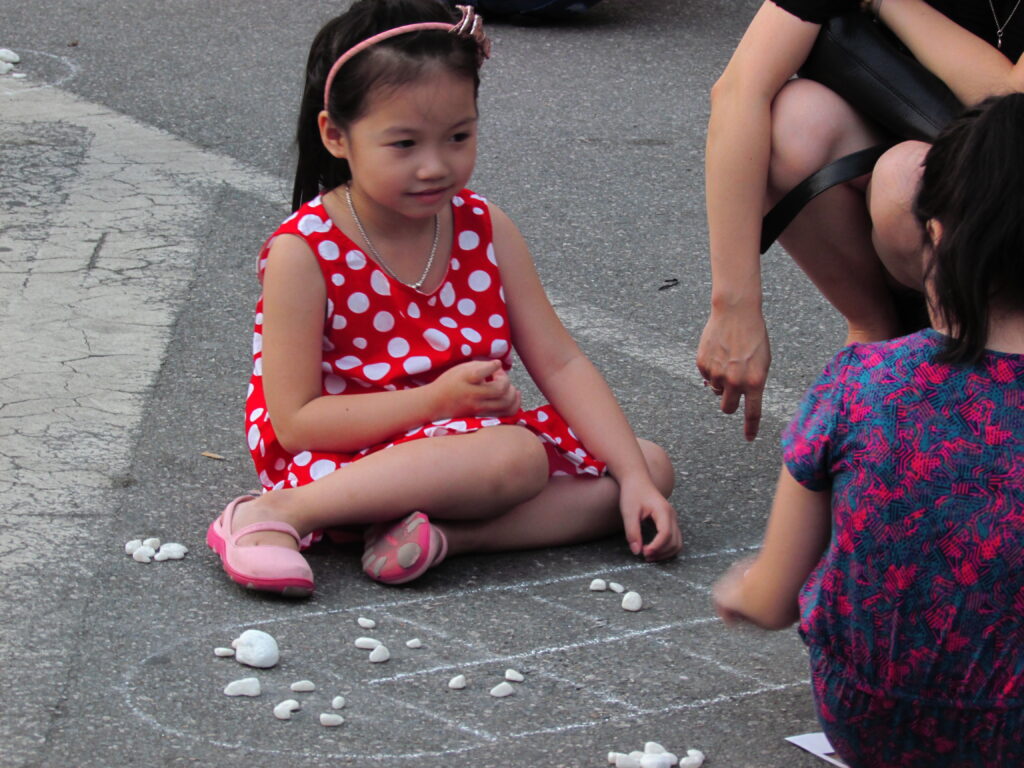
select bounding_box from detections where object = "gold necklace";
[989,0,1023,49]
[344,184,440,291]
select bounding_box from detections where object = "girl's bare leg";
[438,439,675,555]
[767,79,901,344]
[868,141,930,291]
[229,425,549,549]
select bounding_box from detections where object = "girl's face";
[337,67,478,224]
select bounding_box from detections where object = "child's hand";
[431,359,522,419]
[712,557,758,626]
[619,478,682,562]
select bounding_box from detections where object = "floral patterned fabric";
[783,329,1024,765]
[245,189,606,499]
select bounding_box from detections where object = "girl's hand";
[712,557,759,626]
[619,478,682,562]
[696,303,771,441]
[431,359,522,419]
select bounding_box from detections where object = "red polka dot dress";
[245,189,606,505]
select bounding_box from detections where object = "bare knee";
[483,426,549,503]
[638,439,675,497]
[768,79,881,196]
[868,141,929,289]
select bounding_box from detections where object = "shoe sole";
[206,518,314,598]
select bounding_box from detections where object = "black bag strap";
[759,144,889,254]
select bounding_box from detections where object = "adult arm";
[879,0,1024,104]
[491,204,682,562]
[698,2,821,441]
[713,465,831,629]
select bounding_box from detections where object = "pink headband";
[323,4,490,113]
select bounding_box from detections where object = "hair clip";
[453,4,492,60]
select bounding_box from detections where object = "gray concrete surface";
[1,1,846,766]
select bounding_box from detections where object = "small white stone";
[357,617,376,629]
[489,681,515,697]
[630,752,646,761]
[142,537,161,550]
[0,61,13,75]
[504,668,524,682]
[157,542,188,560]
[132,546,155,563]
[10,72,25,78]
[290,679,315,692]
[448,675,467,690]
[679,749,705,768]
[232,629,280,668]
[644,742,667,754]
[331,695,346,709]
[609,582,626,593]
[405,638,422,648]
[153,551,169,561]
[615,755,642,768]
[319,712,344,727]
[273,699,300,720]
[124,539,143,555]
[640,755,673,768]
[663,753,679,766]
[589,578,608,591]
[0,49,19,63]
[223,677,261,697]
[368,645,390,663]
[214,647,235,657]
[608,753,624,765]
[354,636,381,650]
[621,591,643,611]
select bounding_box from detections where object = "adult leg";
[867,140,930,291]
[767,79,901,344]
[230,425,550,550]
[438,439,675,555]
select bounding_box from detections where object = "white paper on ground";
[786,732,850,767]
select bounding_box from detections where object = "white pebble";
[644,742,667,754]
[156,542,188,560]
[223,677,261,697]
[290,680,315,692]
[357,617,376,629]
[448,675,467,690]
[615,756,642,768]
[609,753,624,765]
[124,539,143,555]
[0,61,13,75]
[679,749,705,768]
[354,636,381,650]
[589,578,608,591]
[405,638,422,648]
[622,591,643,611]
[331,695,346,709]
[213,647,235,657]
[504,668,524,682]
[609,582,626,593]
[663,754,679,766]
[142,537,161,550]
[273,699,300,720]
[489,681,515,697]
[319,712,344,727]
[640,755,673,768]
[0,49,19,63]
[232,629,280,668]
[132,546,155,563]
[368,645,390,663]
[10,72,25,78]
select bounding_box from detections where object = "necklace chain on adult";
[344,184,440,291]
[989,0,1023,49]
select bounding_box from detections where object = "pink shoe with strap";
[206,494,314,598]
[361,511,448,585]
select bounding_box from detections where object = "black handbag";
[759,12,963,253]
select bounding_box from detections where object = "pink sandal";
[361,512,448,585]
[206,494,315,598]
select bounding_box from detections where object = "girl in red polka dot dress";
[207,0,681,597]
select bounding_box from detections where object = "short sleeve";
[769,0,859,24]
[782,347,855,491]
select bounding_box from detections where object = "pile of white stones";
[124,537,188,563]
[0,49,22,77]
[590,578,643,612]
[607,742,705,768]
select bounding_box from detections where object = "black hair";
[914,93,1024,364]
[291,0,483,211]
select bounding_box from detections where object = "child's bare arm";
[713,466,831,630]
[259,235,518,454]
[490,204,682,560]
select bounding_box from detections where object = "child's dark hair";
[292,0,483,211]
[914,93,1024,364]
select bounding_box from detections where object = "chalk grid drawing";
[123,546,811,762]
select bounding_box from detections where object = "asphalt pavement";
[1,1,847,766]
